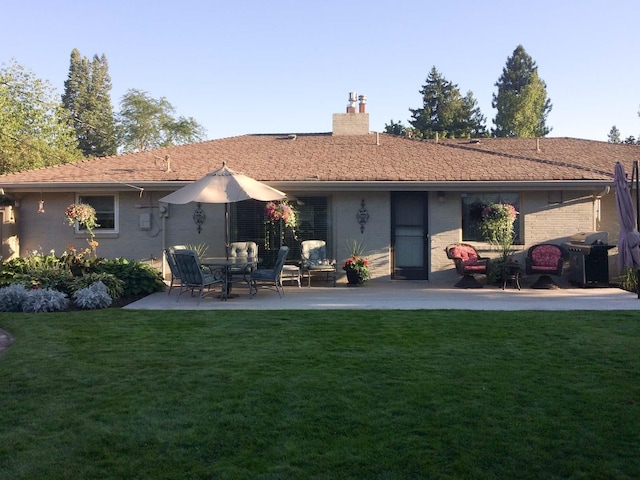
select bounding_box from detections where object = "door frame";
[390,192,429,280]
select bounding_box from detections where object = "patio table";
[201,257,260,300]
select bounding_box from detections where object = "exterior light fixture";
[38,199,45,213]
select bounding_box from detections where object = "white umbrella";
[159,163,286,256]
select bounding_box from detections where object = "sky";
[3,0,639,142]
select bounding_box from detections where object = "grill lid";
[568,231,609,245]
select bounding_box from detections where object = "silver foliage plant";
[22,288,70,313]
[0,284,30,312]
[73,281,112,310]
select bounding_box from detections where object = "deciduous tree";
[0,60,80,174]
[117,89,206,152]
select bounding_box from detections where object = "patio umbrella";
[159,163,286,256]
[613,161,640,298]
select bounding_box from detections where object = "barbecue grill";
[565,232,615,287]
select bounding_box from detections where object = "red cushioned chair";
[525,243,565,289]
[445,243,490,288]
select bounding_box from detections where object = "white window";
[77,194,118,233]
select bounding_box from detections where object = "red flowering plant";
[264,200,298,229]
[343,239,370,283]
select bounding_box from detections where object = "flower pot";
[346,269,365,285]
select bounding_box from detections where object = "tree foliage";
[62,49,117,157]
[409,67,486,139]
[0,59,81,174]
[492,45,552,137]
[117,89,206,152]
[608,126,621,143]
[383,119,408,136]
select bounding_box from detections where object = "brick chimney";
[333,92,370,136]
[358,94,366,113]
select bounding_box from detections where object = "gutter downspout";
[593,185,611,232]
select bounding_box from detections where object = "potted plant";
[343,240,370,285]
[479,203,518,282]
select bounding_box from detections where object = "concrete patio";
[125,278,640,311]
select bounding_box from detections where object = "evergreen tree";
[383,119,408,136]
[0,60,81,174]
[117,89,206,152]
[409,67,486,139]
[62,49,117,157]
[608,126,621,143]
[492,45,552,137]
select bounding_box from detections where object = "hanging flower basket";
[65,203,99,237]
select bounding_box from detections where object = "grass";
[1,309,639,479]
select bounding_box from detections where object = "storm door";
[391,192,429,280]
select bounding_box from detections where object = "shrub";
[0,283,29,312]
[0,254,64,286]
[94,258,165,295]
[22,288,70,313]
[73,281,112,310]
[71,273,124,299]
[13,268,76,296]
[621,266,638,293]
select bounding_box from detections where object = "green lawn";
[1,310,639,479]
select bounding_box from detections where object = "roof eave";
[0,179,614,194]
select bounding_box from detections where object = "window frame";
[461,192,521,244]
[76,193,119,234]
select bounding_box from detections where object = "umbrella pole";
[225,203,230,260]
[634,161,640,299]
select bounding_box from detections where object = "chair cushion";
[531,245,562,268]
[451,245,479,266]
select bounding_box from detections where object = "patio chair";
[172,249,223,303]
[228,241,259,287]
[164,245,186,295]
[445,243,490,288]
[525,243,565,289]
[301,240,337,287]
[249,246,289,297]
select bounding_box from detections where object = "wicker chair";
[445,243,490,288]
[525,244,565,289]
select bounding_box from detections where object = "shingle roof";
[1,133,638,187]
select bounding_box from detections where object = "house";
[1,93,638,285]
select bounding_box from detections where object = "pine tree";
[608,126,621,143]
[383,119,408,136]
[409,67,486,139]
[62,49,117,157]
[492,45,552,137]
